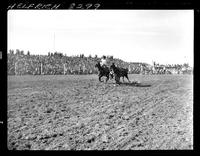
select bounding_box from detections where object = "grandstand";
[7,49,193,75]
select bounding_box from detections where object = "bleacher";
[7,49,193,75]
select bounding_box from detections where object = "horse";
[110,63,131,84]
[95,62,113,82]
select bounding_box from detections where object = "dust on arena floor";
[7,74,193,150]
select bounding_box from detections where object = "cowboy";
[100,55,107,68]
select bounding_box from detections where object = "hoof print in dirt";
[123,115,129,120]
[101,134,108,143]
[45,108,54,113]
[62,143,70,150]
[25,143,31,149]
[87,136,95,143]
[108,114,115,119]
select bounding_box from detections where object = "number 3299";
[69,3,101,9]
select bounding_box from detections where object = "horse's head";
[110,63,116,71]
[95,62,101,69]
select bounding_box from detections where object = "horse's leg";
[125,75,131,83]
[99,75,103,82]
[109,72,112,80]
[111,73,115,80]
[117,77,121,84]
[111,74,113,80]
[106,75,109,83]
[115,75,120,84]
[110,72,114,80]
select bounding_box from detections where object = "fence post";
[41,63,43,75]
[128,65,131,73]
[63,63,65,75]
[15,62,17,75]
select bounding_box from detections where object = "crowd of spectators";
[7,49,193,75]
[8,49,101,75]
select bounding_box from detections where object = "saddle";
[101,64,108,69]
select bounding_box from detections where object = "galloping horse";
[110,63,131,84]
[95,62,112,82]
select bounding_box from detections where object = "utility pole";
[41,63,43,75]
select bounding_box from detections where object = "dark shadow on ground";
[97,80,151,87]
[117,82,152,87]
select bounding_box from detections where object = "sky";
[8,10,194,66]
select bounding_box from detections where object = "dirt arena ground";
[7,74,193,150]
